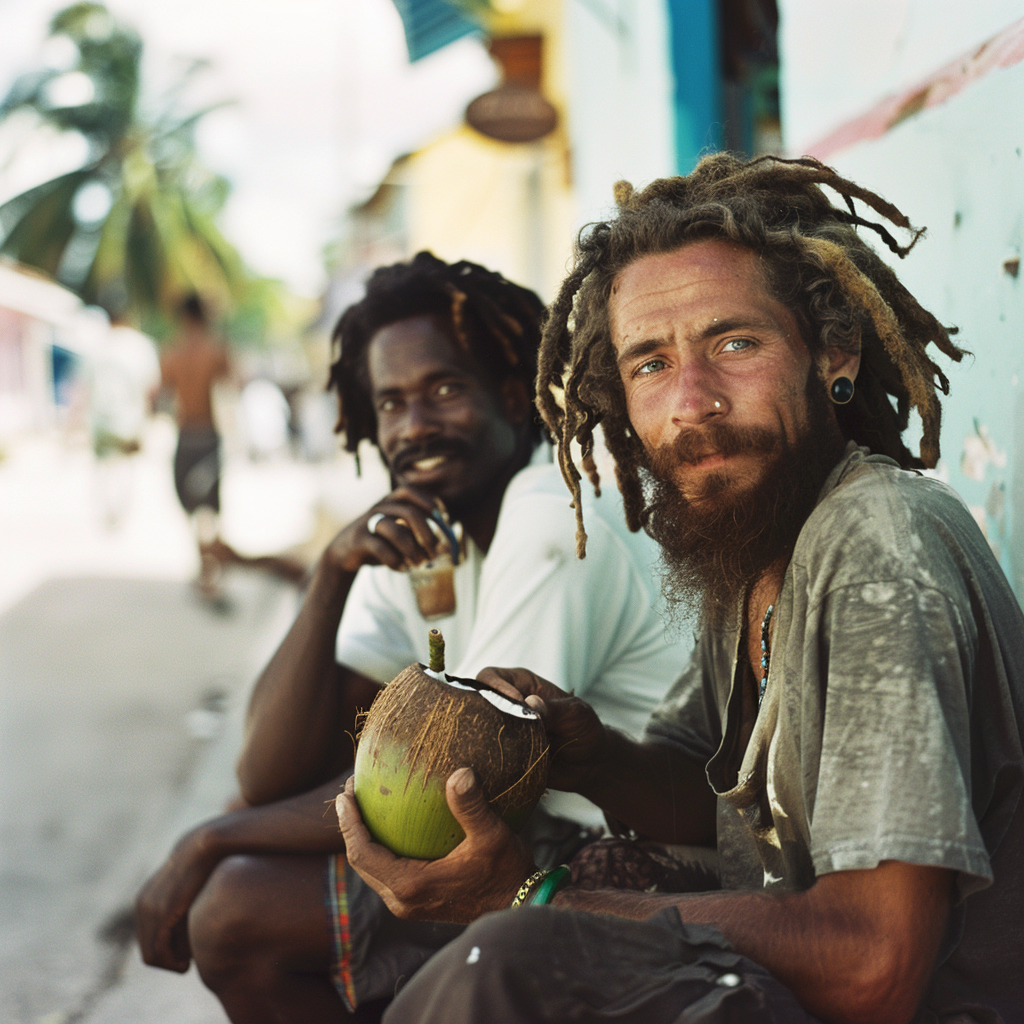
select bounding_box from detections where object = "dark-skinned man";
[336,158,1024,1024]
[135,252,691,1022]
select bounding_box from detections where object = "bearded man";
[336,156,1024,1024]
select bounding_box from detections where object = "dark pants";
[382,905,822,1024]
[173,427,221,513]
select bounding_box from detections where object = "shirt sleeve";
[806,580,993,900]
[335,566,419,684]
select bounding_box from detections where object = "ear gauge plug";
[830,376,855,404]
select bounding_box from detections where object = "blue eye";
[722,338,754,352]
[636,358,666,376]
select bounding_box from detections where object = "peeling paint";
[961,421,1007,482]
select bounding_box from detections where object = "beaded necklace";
[758,603,775,707]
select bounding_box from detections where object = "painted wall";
[563,0,677,228]
[780,0,1024,154]
[332,1,575,304]
[665,0,721,172]
[779,3,1024,599]
[404,125,575,302]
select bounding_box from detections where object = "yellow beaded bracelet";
[510,869,547,908]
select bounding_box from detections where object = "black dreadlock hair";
[536,153,967,557]
[328,251,547,457]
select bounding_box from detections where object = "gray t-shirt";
[646,444,1024,1023]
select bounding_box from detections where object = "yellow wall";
[402,0,576,303]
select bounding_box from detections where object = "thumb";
[445,767,503,838]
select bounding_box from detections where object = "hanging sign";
[465,84,558,143]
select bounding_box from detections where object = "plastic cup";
[408,552,456,620]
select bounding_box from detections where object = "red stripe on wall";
[802,16,1024,160]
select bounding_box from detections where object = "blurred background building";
[0,0,1019,595]
[0,0,1019,594]
[321,0,1022,601]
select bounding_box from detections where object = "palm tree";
[0,2,248,326]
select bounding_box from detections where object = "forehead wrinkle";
[609,242,801,360]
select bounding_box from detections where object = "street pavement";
[0,567,299,1024]
[0,422,390,1024]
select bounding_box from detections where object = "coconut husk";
[352,663,549,859]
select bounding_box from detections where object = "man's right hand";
[322,486,450,576]
[475,666,609,794]
[136,825,220,972]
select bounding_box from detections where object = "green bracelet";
[530,864,571,905]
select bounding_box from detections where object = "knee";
[189,855,275,983]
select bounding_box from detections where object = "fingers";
[330,486,454,574]
[336,779,402,880]
[168,919,192,973]
[525,694,548,716]
[444,768,507,844]
[476,667,567,704]
[335,778,368,849]
[363,499,449,567]
[135,887,190,973]
[475,667,532,703]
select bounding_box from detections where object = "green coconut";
[351,635,548,860]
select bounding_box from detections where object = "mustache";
[390,439,472,475]
[648,421,780,476]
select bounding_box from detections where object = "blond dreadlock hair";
[537,153,966,557]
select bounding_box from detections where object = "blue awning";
[390,0,481,62]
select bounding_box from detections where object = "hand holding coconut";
[337,770,535,924]
[338,630,551,923]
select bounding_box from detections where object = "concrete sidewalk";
[0,568,300,1024]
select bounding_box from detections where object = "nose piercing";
[713,400,722,409]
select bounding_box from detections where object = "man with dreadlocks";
[135,251,690,1022]
[335,159,1024,1024]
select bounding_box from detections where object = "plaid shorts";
[324,853,463,1011]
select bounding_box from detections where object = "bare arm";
[575,728,717,844]
[136,776,350,972]
[236,486,449,805]
[235,560,366,804]
[552,861,952,1024]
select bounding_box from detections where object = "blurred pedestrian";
[159,293,231,599]
[87,304,160,528]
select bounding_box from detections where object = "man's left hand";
[336,769,535,924]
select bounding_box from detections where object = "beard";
[641,373,846,631]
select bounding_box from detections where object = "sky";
[0,0,498,297]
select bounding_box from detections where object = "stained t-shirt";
[646,444,1024,1023]
[337,456,692,830]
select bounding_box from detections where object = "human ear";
[820,339,861,391]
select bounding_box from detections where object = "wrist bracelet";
[530,864,571,905]
[510,869,546,908]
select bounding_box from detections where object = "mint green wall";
[824,59,1024,599]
